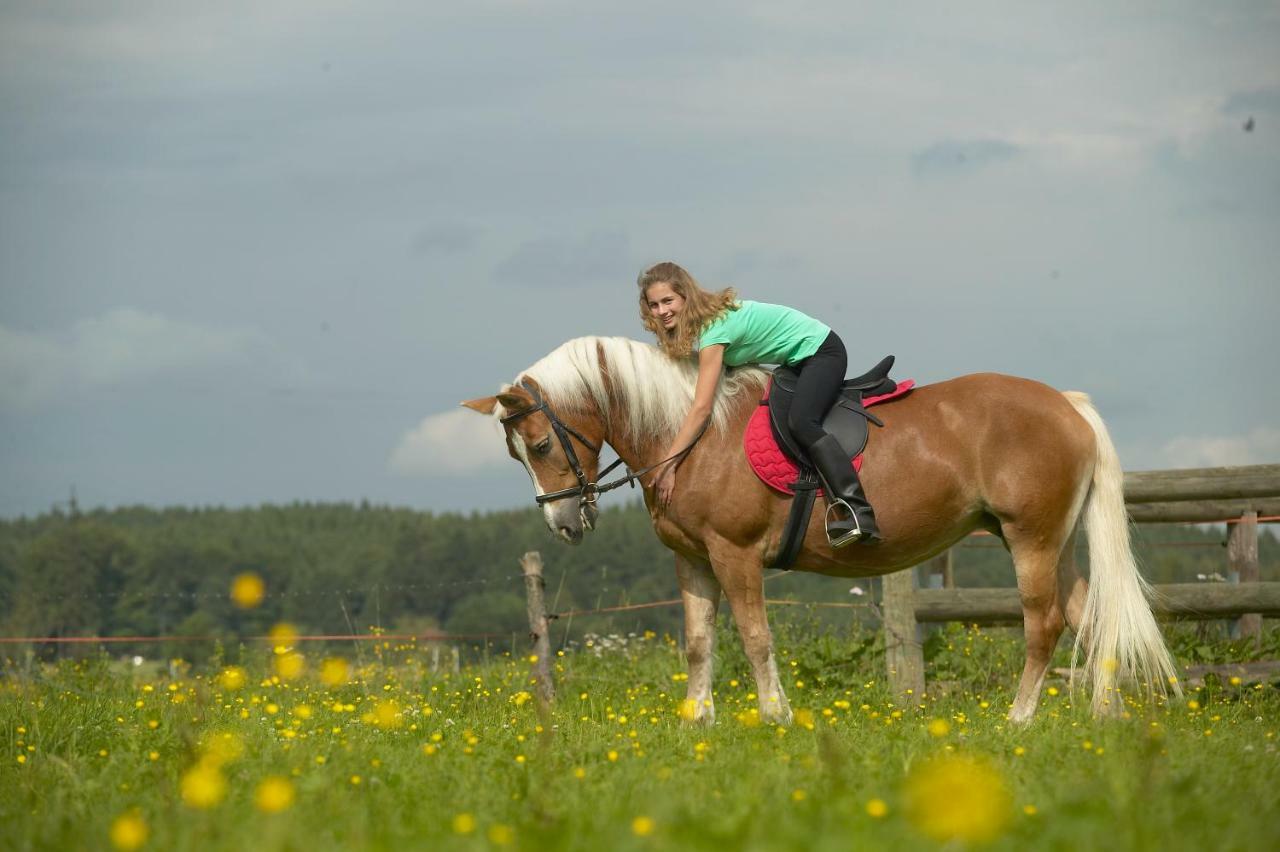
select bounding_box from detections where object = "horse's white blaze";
[508,431,544,496]
[508,431,562,531]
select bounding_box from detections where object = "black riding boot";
[807,434,881,547]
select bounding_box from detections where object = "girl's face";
[645,282,685,331]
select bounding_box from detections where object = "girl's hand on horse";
[655,464,677,509]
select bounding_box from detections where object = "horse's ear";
[460,396,498,415]
[495,386,536,414]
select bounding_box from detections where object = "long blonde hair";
[637,262,739,359]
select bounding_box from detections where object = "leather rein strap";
[499,380,709,508]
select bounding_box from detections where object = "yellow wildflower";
[320,657,350,686]
[230,572,265,609]
[201,732,244,766]
[268,622,299,643]
[904,754,1010,843]
[255,776,296,814]
[274,652,306,681]
[218,666,247,691]
[180,764,227,809]
[370,699,403,729]
[109,811,149,850]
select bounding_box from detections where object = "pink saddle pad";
[744,379,915,495]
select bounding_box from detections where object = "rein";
[499,380,710,511]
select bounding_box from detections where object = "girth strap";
[772,469,818,570]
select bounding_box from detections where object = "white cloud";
[388,408,510,476]
[1158,427,1280,468]
[0,308,270,409]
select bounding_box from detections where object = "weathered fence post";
[1227,511,1261,645]
[520,551,556,704]
[882,569,925,700]
[926,549,954,589]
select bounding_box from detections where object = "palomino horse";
[463,336,1178,724]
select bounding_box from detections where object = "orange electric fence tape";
[0,631,509,645]
[0,599,878,644]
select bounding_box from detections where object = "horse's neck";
[601,388,753,476]
[602,422,666,475]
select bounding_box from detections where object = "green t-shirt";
[698,300,831,367]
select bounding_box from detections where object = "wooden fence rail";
[908,582,1280,624]
[1122,464,1280,502]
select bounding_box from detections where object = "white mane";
[506,336,767,443]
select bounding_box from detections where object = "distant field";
[3,625,1279,851]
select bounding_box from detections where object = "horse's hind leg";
[676,553,721,725]
[1057,529,1088,635]
[1007,527,1075,725]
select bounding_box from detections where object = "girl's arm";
[654,345,723,504]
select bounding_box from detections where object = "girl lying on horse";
[637,261,879,545]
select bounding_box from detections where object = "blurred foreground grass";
[3,623,1279,851]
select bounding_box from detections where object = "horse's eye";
[535,439,552,455]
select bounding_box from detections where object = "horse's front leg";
[708,541,792,725]
[676,553,721,725]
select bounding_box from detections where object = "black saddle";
[766,355,897,466]
[763,354,899,571]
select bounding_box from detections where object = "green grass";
[2,624,1278,851]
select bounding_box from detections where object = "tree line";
[0,500,1273,658]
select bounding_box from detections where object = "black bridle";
[498,380,709,513]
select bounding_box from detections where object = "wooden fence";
[882,463,1280,697]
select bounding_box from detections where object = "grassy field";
[3,622,1278,851]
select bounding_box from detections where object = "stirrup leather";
[824,499,864,548]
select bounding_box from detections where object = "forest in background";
[0,500,1275,660]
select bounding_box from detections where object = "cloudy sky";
[1,1,1277,518]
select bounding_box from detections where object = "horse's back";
[863,371,1096,528]
[872,372,1090,443]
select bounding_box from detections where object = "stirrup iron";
[824,499,863,548]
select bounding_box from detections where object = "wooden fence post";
[925,549,954,589]
[1227,512,1260,645]
[882,568,925,701]
[520,551,556,705]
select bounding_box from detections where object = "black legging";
[786,330,848,451]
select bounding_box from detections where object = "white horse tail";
[1063,391,1181,715]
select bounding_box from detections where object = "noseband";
[498,380,710,516]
